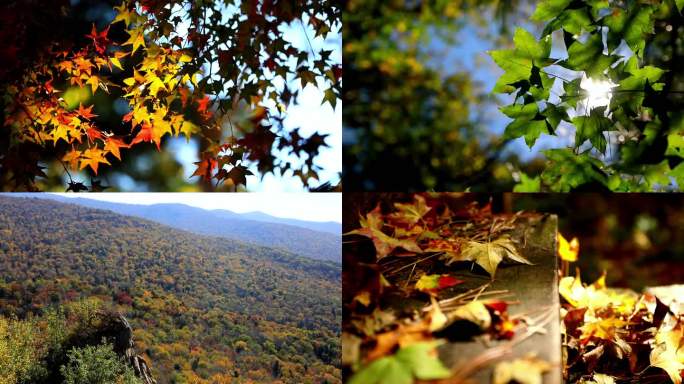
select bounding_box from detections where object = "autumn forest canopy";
[0,196,341,383]
[0,0,341,192]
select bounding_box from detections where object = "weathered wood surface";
[437,214,561,384]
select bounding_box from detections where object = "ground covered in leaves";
[343,194,559,384]
[559,234,684,384]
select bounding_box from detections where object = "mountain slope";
[0,196,341,383]
[30,194,341,262]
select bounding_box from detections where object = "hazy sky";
[52,193,342,223]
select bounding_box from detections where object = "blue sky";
[54,192,342,222]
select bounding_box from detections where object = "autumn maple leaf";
[196,95,212,118]
[415,274,463,294]
[191,157,218,182]
[76,103,98,120]
[131,122,161,150]
[79,147,110,174]
[85,24,110,55]
[103,137,130,161]
[345,205,422,259]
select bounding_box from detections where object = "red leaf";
[85,24,110,55]
[437,276,464,290]
[197,95,211,114]
[485,300,508,314]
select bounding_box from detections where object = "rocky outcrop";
[94,312,157,384]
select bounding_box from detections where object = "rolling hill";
[24,194,341,262]
[0,196,341,383]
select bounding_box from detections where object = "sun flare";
[580,75,617,113]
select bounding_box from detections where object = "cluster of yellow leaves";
[559,272,639,316]
[3,0,205,178]
[558,233,684,384]
[651,320,684,384]
[121,43,199,150]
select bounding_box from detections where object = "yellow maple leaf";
[558,233,580,262]
[132,106,150,126]
[178,120,198,140]
[653,323,684,376]
[51,124,71,144]
[113,3,136,26]
[579,316,627,340]
[151,108,173,137]
[147,75,167,97]
[123,27,146,54]
[110,57,124,71]
[79,147,110,174]
[86,75,99,94]
[62,149,81,169]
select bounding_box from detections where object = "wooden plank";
[437,214,561,384]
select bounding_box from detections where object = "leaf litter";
[343,194,554,384]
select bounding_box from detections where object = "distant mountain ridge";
[12,194,341,262]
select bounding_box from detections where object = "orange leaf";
[104,137,129,161]
[191,157,218,182]
[79,147,110,174]
[62,149,81,169]
[131,123,161,150]
[76,103,98,120]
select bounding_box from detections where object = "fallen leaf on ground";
[452,236,531,277]
[415,274,464,294]
[492,354,551,384]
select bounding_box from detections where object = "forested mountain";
[0,196,341,383]
[211,210,340,235]
[27,194,341,262]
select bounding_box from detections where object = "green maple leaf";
[348,342,451,384]
[544,103,569,131]
[541,149,608,191]
[490,28,552,94]
[666,134,684,158]
[512,28,551,61]
[614,56,665,112]
[513,173,542,192]
[490,50,533,94]
[565,33,616,77]
[531,0,573,22]
[572,106,613,154]
[501,103,548,147]
[561,77,583,108]
[605,6,654,56]
[542,8,594,36]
